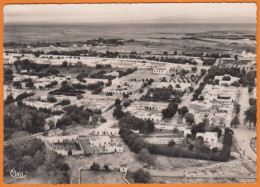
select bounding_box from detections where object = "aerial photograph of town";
[2,3,257,184]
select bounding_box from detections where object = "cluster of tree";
[47,49,89,57]
[192,82,206,101]
[119,113,155,134]
[203,66,255,87]
[4,139,45,175]
[141,85,183,103]
[95,64,112,69]
[49,84,85,96]
[90,70,116,80]
[86,38,124,46]
[4,104,50,140]
[55,99,71,106]
[244,104,257,129]
[142,79,154,88]
[72,83,87,90]
[14,59,50,73]
[203,58,216,66]
[162,102,178,119]
[155,56,196,65]
[99,50,119,58]
[32,50,44,57]
[4,68,13,82]
[132,169,151,184]
[5,92,35,106]
[113,100,125,119]
[21,78,32,82]
[45,81,58,89]
[202,59,216,66]
[85,82,104,90]
[56,105,101,128]
[221,128,234,161]
[76,71,89,83]
[118,68,137,77]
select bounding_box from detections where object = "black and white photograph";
[3,3,257,184]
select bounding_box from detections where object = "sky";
[4,3,257,24]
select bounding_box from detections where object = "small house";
[119,164,128,173]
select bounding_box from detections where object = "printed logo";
[10,169,30,179]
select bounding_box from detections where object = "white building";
[89,136,111,147]
[196,132,218,144]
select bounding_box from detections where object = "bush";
[133,169,151,183]
[90,162,100,171]
[60,99,71,106]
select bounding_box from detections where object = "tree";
[231,81,240,87]
[113,107,125,119]
[188,144,194,151]
[235,103,241,114]
[62,61,68,68]
[4,68,14,82]
[77,94,84,100]
[244,106,257,129]
[249,98,256,106]
[191,67,197,72]
[13,81,22,89]
[211,147,218,154]
[163,51,168,55]
[222,76,231,81]
[178,106,189,118]
[234,55,238,61]
[168,140,176,147]
[230,116,240,128]
[248,86,254,93]
[176,84,181,88]
[123,93,129,98]
[60,99,71,106]
[133,169,150,184]
[162,102,178,119]
[114,99,121,106]
[47,95,57,103]
[4,95,15,105]
[191,122,206,135]
[75,61,83,67]
[137,148,155,166]
[123,101,130,108]
[25,81,34,88]
[100,117,107,123]
[184,113,195,126]
[90,162,100,171]
[34,150,45,166]
[56,116,72,128]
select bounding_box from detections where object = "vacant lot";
[80,170,126,184]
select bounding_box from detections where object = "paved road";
[233,87,256,162]
[168,73,206,126]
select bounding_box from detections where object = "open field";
[80,170,126,184]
